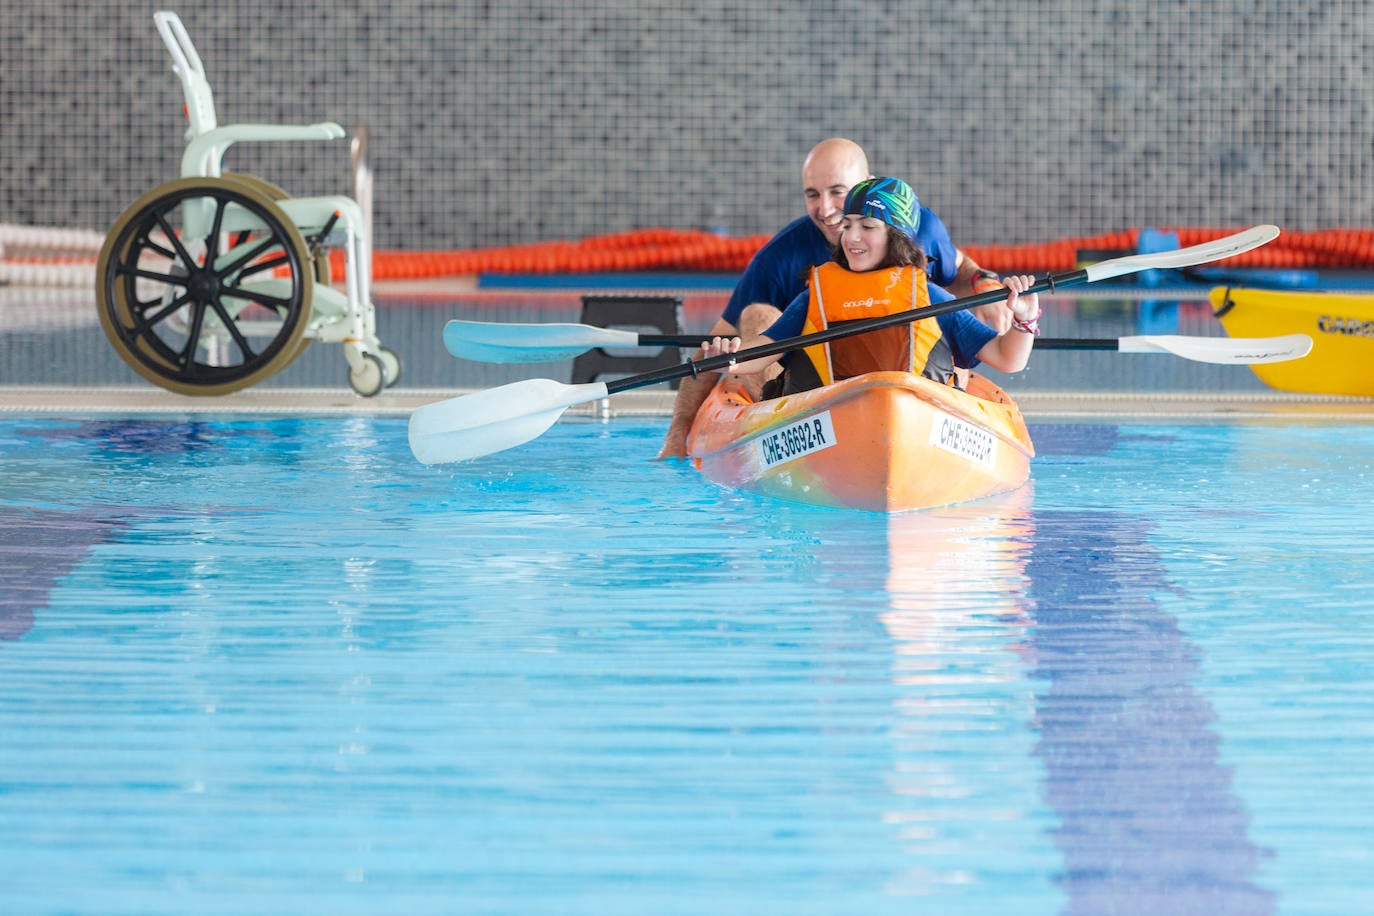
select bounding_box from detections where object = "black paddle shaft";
[603,269,1090,395]
[640,335,1141,353]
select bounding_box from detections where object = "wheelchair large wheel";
[216,172,331,366]
[96,176,313,396]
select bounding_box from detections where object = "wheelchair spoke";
[228,247,292,282]
[128,291,193,338]
[176,299,210,375]
[136,231,180,263]
[117,263,192,286]
[207,297,259,361]
[222,283,295,311]
[206,193,229,260]
[153,208,202,271]
[234,251,292,282]
[214,235,280,279]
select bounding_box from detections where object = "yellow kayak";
[1212,286,1374,396]
[686,371,1035,512]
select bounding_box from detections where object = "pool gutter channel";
[3,385,1374,422]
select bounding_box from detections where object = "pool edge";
[3,385,1374,422]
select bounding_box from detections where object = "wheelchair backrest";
[154,11,217,139]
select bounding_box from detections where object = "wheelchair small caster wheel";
[349,351,387,397]
[377,346,403,388]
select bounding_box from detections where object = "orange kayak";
[1212,286,1373,396]
[685,371,1035,512]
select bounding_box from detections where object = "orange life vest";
[785,263,953,393]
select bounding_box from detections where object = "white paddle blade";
[1117,333,1312,364]
[408,378,610,464]
[1083,225,1280,283]
[443,320,638,363]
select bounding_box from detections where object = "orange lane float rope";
[349,226,1374,281]
[8,222,1374,284]
[338,228,775,280]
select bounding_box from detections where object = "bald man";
[657,138,1002,458]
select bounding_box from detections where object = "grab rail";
[350,124,373,293]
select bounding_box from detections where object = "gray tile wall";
[3,0,1371,252]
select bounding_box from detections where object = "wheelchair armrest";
[235,122,346,142]
[181,121,347,177]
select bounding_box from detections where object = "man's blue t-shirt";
[764,280,997,370]
[721,209,960,327]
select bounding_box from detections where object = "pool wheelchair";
[96,11,400,397]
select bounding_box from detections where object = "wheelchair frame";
[95,10,400,397]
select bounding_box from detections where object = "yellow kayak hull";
[1212,286,1374,396]
[685,371,1035,513]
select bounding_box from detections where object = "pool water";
[2,414,1373,914]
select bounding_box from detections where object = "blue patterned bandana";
[843,177,920,241]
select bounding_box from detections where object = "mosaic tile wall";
[3,0,1371,251]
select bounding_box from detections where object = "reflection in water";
[1,417,296,645]
[865,492,1275,910]
[876,488,1041,896]
[1028,510,1274,915]
[881,489,1035,683]
[1029,424,1121,458]
[0,507,129,642]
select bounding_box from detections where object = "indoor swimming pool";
[2,412,1372,914]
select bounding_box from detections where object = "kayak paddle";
[1037,334,1310,363]
[411,225,1286,464]
[443,319,1309,367]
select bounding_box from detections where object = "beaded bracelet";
[1012,308,1042,336]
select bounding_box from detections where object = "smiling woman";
[838,213,899,272]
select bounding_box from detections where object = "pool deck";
[4,384,1374,422]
